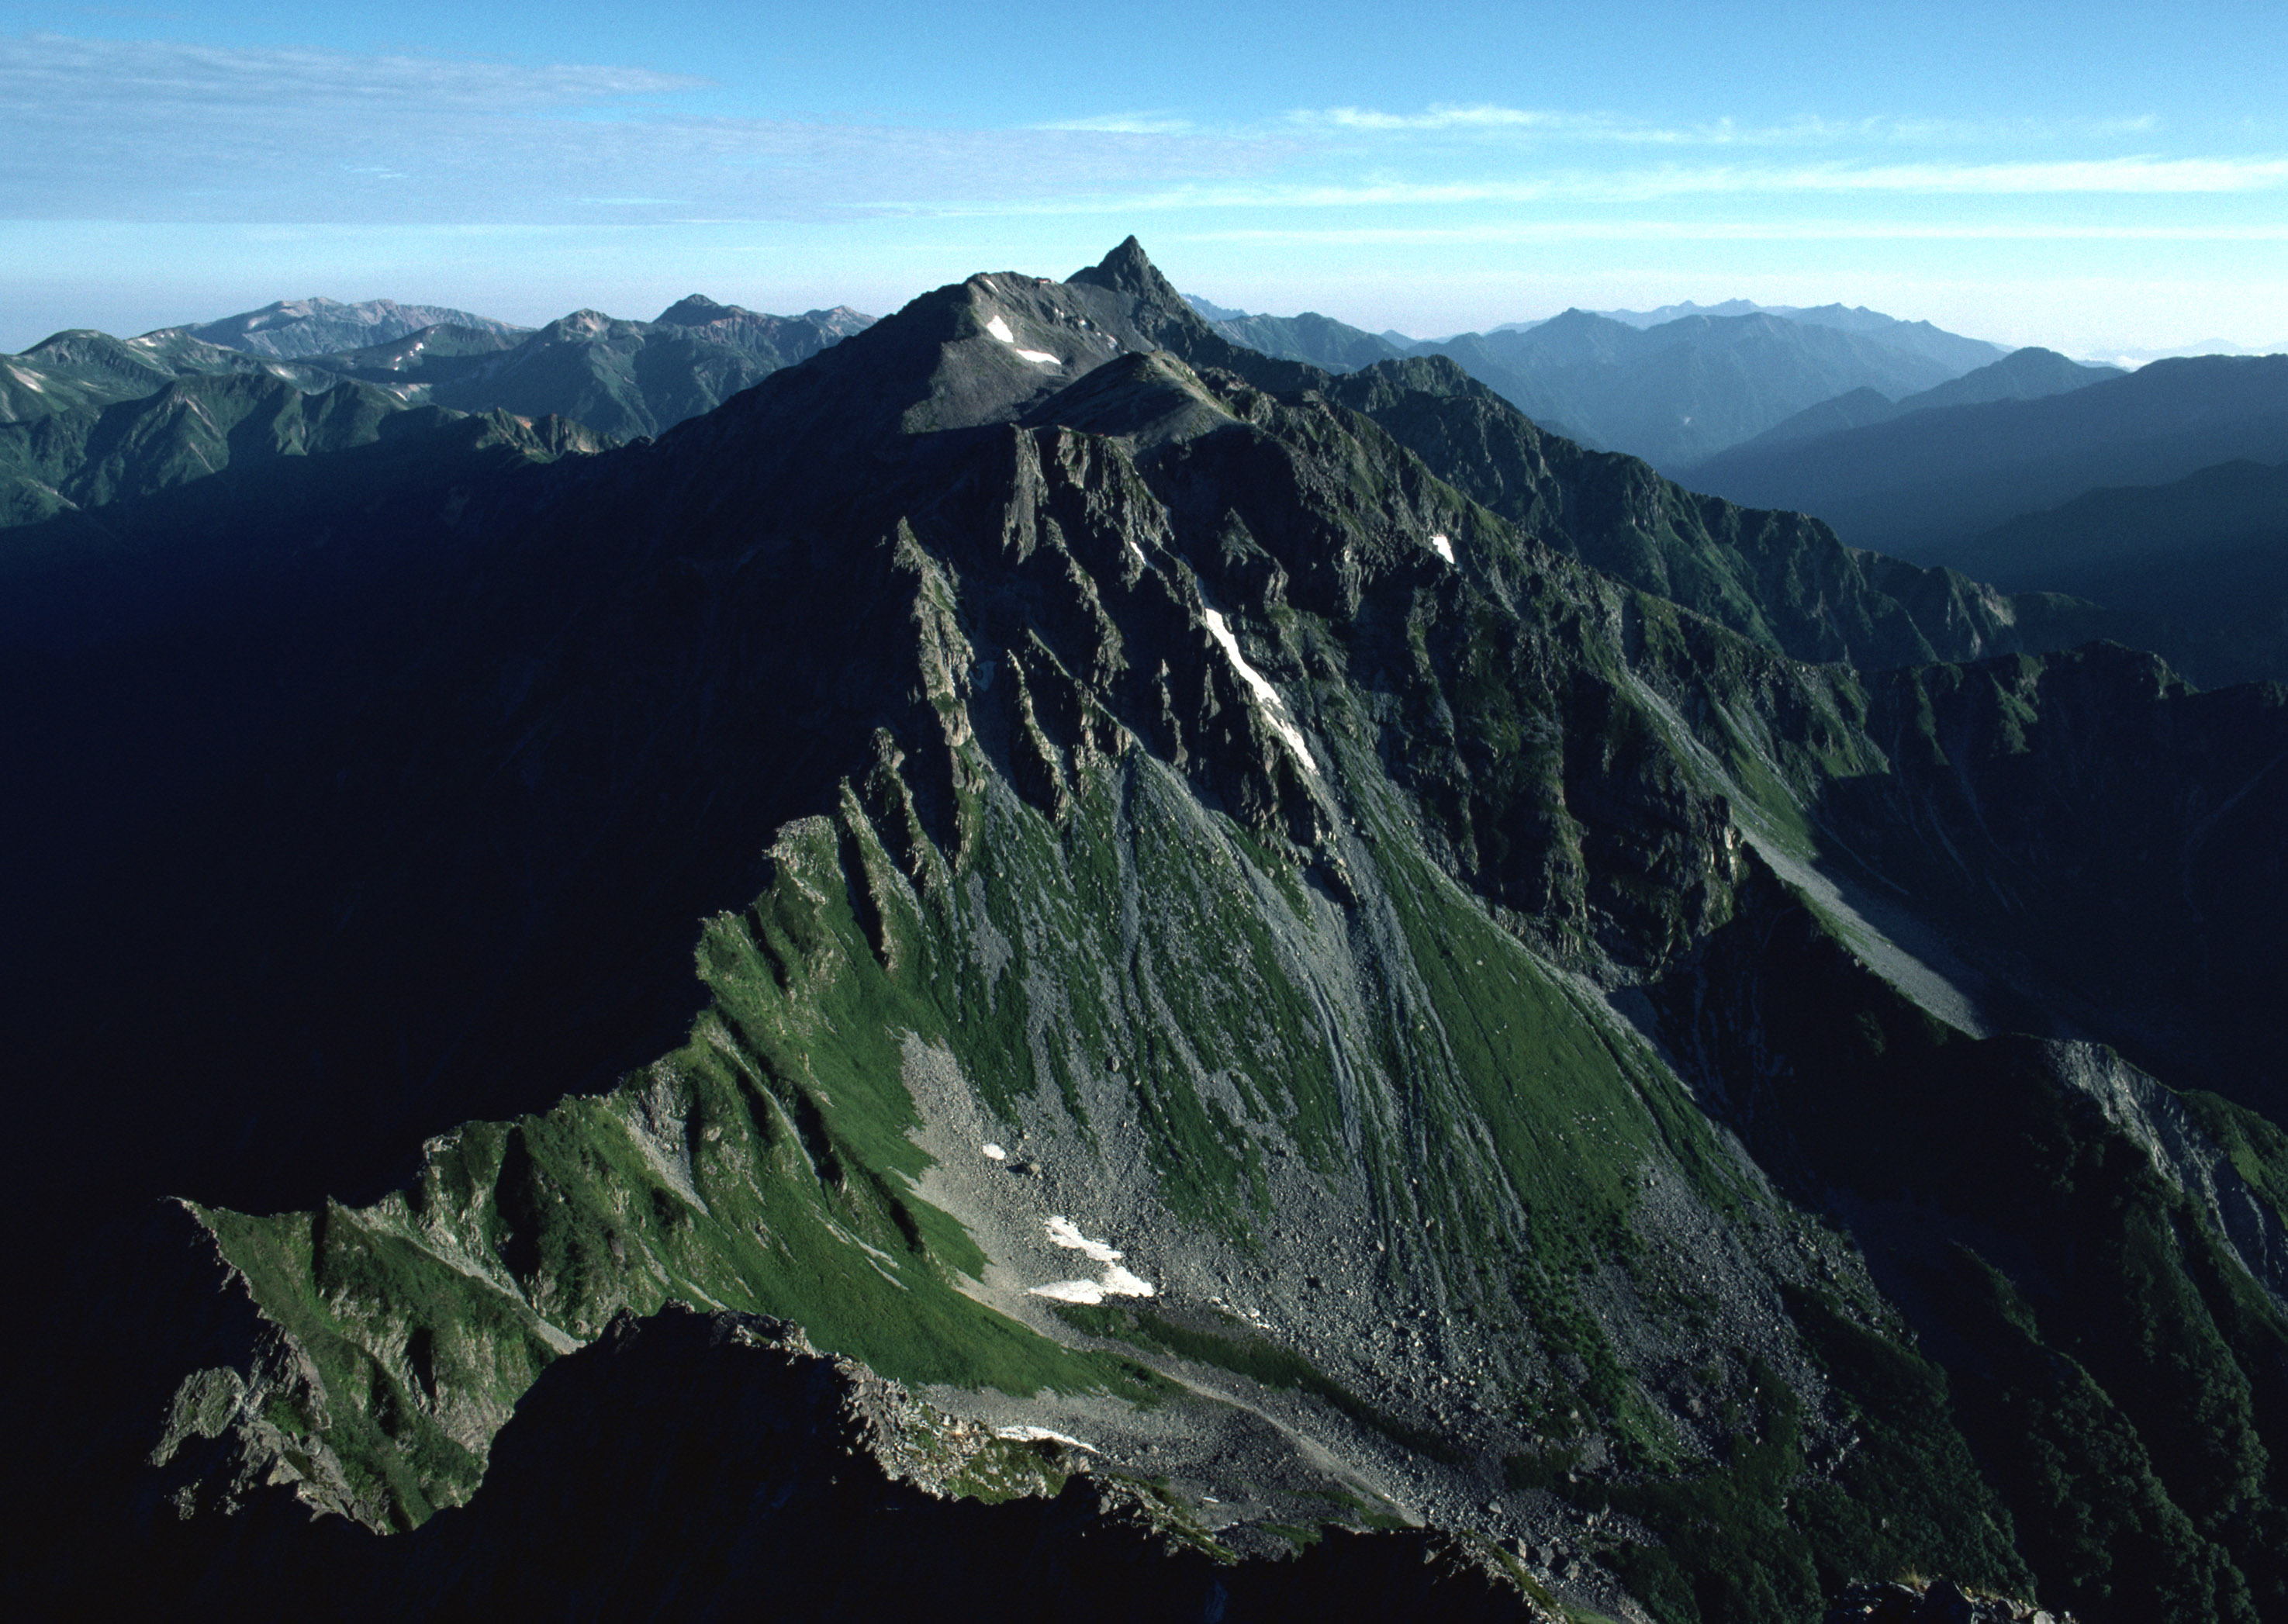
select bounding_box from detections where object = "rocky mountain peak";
[542,309,619,339]
[1067,236,1220,352]
[1070,233,1177,301]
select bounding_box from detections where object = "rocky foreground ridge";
[112,1300,1554,1621]
[1823,1577,2070,1624]
[8,240,2288,1623]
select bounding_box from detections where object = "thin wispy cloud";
[0,31,705,112]
[1714,155,2288,194]
[0,31,2270,244]
[0,32,1281,223]
[1035,112,1199,136]
[1297,105,1589,133]
[890,154,2288,219]
[1285,103,2173,150]
[1173,220,2288,246]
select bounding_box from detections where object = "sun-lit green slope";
[176,674,2041,1624]
[179,751,1744,1529]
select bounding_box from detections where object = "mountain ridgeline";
[1,293,876,447]
[9,240,2288,1624]
[1733,347,2125,453]
[168,295,532,358]
[1186,293,2017,472]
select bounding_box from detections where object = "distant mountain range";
[2082,337,2288,368]
[1,296,876,446]
[313,300,873,440]
[0,372,417,530]
[1729,347,2124,452]
[1684,354,2288,559]
[0,327,340,422]
[15,285,2277,707]
[1184,293,2010,470]
[1526,299,2010,375]
[162,296,530,358]
[1183,292,2288,701]
[1408,310,1987,469]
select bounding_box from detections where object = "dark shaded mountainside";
[1685,354,2288,560]
[1944,458,2288,689]
[8,240,2288,1624]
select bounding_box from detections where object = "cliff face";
[10,240,2288,1624]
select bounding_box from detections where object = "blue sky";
[2,1,2283,356]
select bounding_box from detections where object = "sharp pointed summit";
[1071,235,1183,303]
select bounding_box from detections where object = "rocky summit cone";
[7,241,2288,1624]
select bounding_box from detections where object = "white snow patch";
[995,1425,1097,1452]
[1099,1263,1156,1297]
[1429,532,1455,564]
[981,309,1059,363]
[1045,1215,1123,1263]
[981,1142,1007,1161]
[1031,1218,1156,1301]
[8,365,45,393]
[1201,607,1317,771]
[1030,1278,1110,1304]
[1027,1265,1153,1304]
[1128,538,1146,564]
